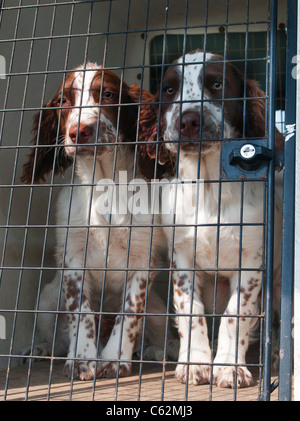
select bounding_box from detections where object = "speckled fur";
[22,64,176,381]
[138,50,283,388]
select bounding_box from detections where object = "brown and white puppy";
[21,63,174,380]
[138,50,283,388]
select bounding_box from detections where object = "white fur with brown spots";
[21,63,177,380]
[138,50,283,388]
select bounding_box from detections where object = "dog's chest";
[56,180,160,290]
[162,176,263,270]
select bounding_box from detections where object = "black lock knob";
[229,143,273,172]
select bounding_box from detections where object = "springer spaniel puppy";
[138,50,284,388]
[21,63,173,380]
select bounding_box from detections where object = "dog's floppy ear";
[245,78,284,152]
[21,98,72,184]
[128,83,153,105]
[136,92,175,179]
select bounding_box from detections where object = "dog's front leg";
[172,255,212,385]
[63,268,100,381]
[213,269,262,388]
[99,271,149,378]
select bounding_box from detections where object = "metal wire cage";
[0,0,295,402]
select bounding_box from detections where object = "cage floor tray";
[0,358,281,401]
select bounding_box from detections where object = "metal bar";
[0,308,262,318]
[0,93,270,113]
[0,15,269,30]
[0,266,265,273]
[278,0,297,401]
[262,0,278,401]
[1,0,33,401]
[0,57,271,78]
[135,0,157,402]
[90,0,113,402]
[181,0,194,402]
[110,0,133,401]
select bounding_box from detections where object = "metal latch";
[229,144,273,172]
[221,140,275,180]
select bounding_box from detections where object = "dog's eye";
[213,81,223,90]
[165,87,175,95]
[58,97,69,106]
[103,91,114,99]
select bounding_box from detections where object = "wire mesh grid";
[0,0,289,402]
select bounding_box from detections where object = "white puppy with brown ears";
[139,50,283,388]
[21,63,176,380]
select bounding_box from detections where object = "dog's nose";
[69,124,93,144]
[176,111,200,140]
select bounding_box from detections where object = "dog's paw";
[213,366,253,388]
[63,360,100,381]
[175,363,211,385]
[99,362,132,378]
